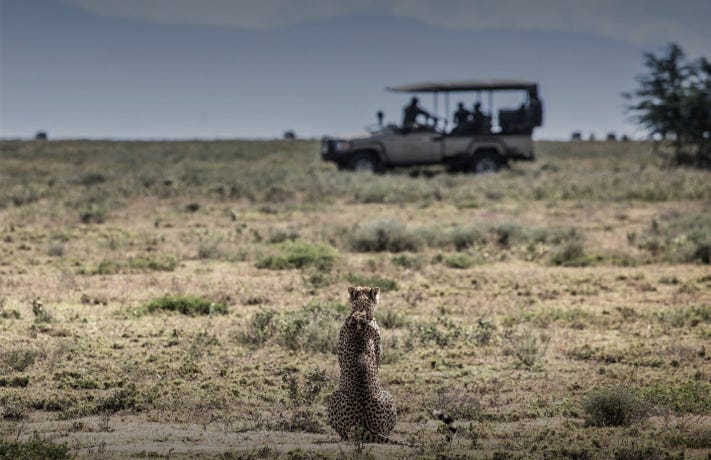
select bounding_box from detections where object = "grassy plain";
[0,139,710,459]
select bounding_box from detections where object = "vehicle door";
[381,131,443,165]
[442,136,473,159]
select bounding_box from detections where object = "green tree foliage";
[625,43,711,168]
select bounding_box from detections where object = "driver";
[402,97,432,131]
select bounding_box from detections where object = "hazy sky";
[62,0,711,55]
[1,0,709,140]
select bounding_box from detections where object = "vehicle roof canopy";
[387,79,538,93]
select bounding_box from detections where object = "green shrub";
[502,325,550,368]
[348,219,422,252]
[31,299,52,323]
[345,273,398,291]
[236,309,279,347]
[583,387,639,427]
[76,171,107,186]
[612,443,679,460]
[443,253,474,269]
[197,235,222,259]
[278,303,342,354]
[143,295,227,316]
[127,256,178,272]
[391,254,423,269]
[0,435,70,460]
[492,223,525,247]
[638,381,711,414]
[408,317,472,348]
[0,376,30,388]
[448,225,486,250]
[79,202,108,224]
[278,367,329,433]
[94,384,138,414]
[1,349,37,372]
[636,213,711,263]
[549,242,592,266]
[473,318,497,345]
[378,309,407,329]
[256,241,339,270]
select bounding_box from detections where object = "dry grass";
[0,139,710,458]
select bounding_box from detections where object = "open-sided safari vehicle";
[321,79,543,173]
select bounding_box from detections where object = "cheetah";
[327,286,398,443]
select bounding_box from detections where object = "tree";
[625,43,711,168]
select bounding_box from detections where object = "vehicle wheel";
[349,153,382,173]
[471,151,502,174]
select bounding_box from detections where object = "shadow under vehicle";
[321,79,543,173]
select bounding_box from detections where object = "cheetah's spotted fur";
[327,286,397,443]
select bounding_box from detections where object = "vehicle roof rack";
[387,79,538,93]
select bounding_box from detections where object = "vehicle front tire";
[471,151,503,174]
[348,152,383,173]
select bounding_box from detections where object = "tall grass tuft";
[143,295,227,316]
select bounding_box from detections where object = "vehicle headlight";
[334,141,351,153]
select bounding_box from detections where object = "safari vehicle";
[321,79,543,173]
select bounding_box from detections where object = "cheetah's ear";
[348,286,356,300]
[369,287,380,302]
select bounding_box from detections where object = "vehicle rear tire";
[471,151,503,174]
[349,152,383,173]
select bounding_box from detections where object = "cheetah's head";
[347,286,379,319]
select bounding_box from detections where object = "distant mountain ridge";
[1,0,645,139]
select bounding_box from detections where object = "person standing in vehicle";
[471,102,489,133]
[453,102,470,126]
[402,97,431,132]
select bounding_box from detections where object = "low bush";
[408,317,473,348]
[502,324,550,368]
[278,303,343,354]
[1,349,38,372]
[448,225,486,250]
[443,253,475,269]
[378,309,407,329]
[236,308,279,347]
[256,241,339,270]
[635,213,711,264]
[549,242,592,266]
[143,295,227,316]
[31,299,52,323]
[0,435,70,460]
[0,376,30,388]
[583,387,639,427]
[638,380,711,415]
[345,273,398,291]
[348,219,422,252]
[85,256,178,275]
[391,254,423,269]
[237,303,347,354]
[79,202,108,224]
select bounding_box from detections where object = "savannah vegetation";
[625,42,711,168]
[0,138,710,459]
